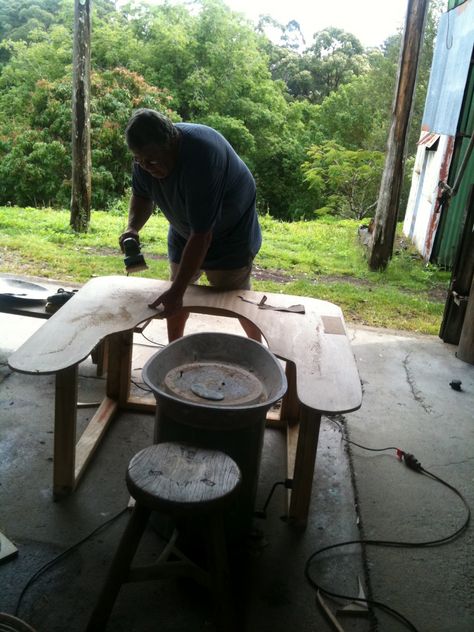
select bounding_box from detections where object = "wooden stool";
[86,442,242,632]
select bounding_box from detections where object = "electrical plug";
[402,452,422,472]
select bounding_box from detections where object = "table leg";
[52,332,132,498]
[280,361,300,425]
[91,338,108,377]
[287,405,321,528]
[53,365,78,499]
[106,330,133,405]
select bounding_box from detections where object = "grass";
[0,205,451,335]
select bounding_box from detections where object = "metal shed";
[403,0,474,267]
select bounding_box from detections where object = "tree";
[0,0,438,221]
[302,141,385,219]
[0,0,61,65]
[0,66,177,208]
[256,15,307,52]
[70,0,92,233]
[263,26,367,104]
[126,0,315,218]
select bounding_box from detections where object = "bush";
[0,67,179,209]
[0,131,70,206]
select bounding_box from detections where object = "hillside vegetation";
[0,0,442,221]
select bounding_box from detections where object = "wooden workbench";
[8,275,362,526]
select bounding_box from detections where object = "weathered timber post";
[70,0,92,233]
[368,0,429,270]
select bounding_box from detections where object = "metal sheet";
[422,0,474,136]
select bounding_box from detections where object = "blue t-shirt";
[131,123,262,269]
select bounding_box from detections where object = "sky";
[138,0,410,49]
[222,0,409,48]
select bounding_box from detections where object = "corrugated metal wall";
[422,1,474,136]
[448,0,468,9]
[432,55,474,267]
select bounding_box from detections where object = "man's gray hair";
[125,109,179,149]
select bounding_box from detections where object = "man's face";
[131,142,177,179]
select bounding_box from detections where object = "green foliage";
[0,130,70,206]
[89,67,178,207]
[0,60,177,208]
[0,0,441,223]
[264,26,368,104]
[302,141,385,219]
[198,113,256,168]
[0,0,62,66]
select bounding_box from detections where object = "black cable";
[139,331,165,348]
[254,479,293,519]
[327,416,400,453]
[14,506,128,617]
[306,543,420,632]
[130,378,152,393]
[305,422,471,631]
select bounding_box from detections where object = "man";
[120,108,262,342]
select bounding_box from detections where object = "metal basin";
[143,332,287,430]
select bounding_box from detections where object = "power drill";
[122,237,148,274]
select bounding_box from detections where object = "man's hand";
[119,195,154,252]
[119,228,139,253]
[148,230,212,318]
[148,286,184,318]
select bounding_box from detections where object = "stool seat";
[86,442,242,632]
[127,443,241,515]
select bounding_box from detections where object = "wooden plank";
[265,408,283,428]
[9,276,362,415]
[75,396,119,482]
[280,361,300,426]
[91,338,108,377]
[124,395,156,414]
[286,421,299,515]
[321,315,346,335]
[53,365,78,499]
[287,406,321,528]
[118,331,133,406]
[106,330,133,405]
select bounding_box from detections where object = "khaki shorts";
[170,261,252,291]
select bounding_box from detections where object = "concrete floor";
[0,295,473,632]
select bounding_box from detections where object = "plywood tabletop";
[8,275,362,414]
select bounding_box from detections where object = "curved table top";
[8,275,362,415]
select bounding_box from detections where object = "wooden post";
[70,0,92,233]
[54,365,79,498]
[287,405,321,528]
[280,360,300,425]
[369,0,429,271]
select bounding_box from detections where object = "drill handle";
[119,230,140,253]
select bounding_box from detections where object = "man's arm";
[149,229,213,315]
[119,194,154,250]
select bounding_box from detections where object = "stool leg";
[86,503,150,632]
[207,514,238,632]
